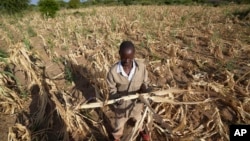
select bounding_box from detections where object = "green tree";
[38,0,59,18]
[241,0,250,4]
[96,0,103,3]
[0,0,30,14]
[164,0,193,4]
[58,0,68,8]
[103,0,116,4]
[119,0,134,5]
[68,0,81,8]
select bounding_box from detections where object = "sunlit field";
[0,5,250,141]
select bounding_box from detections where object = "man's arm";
[107,71,124,105]
[140,64,150,93]
[107,71,117,97]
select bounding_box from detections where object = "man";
[107,41,150,141]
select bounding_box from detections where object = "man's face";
[119,48,134,67]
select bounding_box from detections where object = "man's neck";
[122,64,132,69]
[122,63,133,75]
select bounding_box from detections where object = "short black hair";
[119,41,135,53]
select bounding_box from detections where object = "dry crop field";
[0,5,250,141]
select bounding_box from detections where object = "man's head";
[119,41,135,67]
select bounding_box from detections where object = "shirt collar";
[117,60,136,81]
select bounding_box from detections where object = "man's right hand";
[111,93,124,105]
[116,99,124,105]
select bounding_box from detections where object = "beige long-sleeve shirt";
[107,59,148,117]
[116,60,136,81]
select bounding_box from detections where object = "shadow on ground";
[16,83,70,141]
[66,59,114,141]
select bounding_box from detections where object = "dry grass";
[0,4,250,141]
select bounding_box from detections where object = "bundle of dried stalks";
[4,44,92,141]
[0,76,23,114]
[78,89,216,109]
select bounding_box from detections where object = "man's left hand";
[139,84,147,93]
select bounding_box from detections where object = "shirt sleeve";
[107,70,117,96]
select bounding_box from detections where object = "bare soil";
[0,114,16,141]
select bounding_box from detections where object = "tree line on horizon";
[0,0,249,16]
[59,0,249,7]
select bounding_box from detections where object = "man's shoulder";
[109,62,119,73]
[134,58,146,68]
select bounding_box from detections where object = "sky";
[30,0,38,5]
